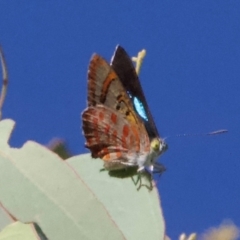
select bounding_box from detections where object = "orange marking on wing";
[116,151,122,159]
[102,70,118,94]
[130,125,140,152]
[129,135,135,147]
[103,153,110,161]
[111,113,117,124]
[113,130,117,138]
[93,117,98,125]
[115,95,138,124]
[131,125,138,137]
[99,111,104,121]
[100,147,110,159]
[122,125,129,137]
[121,125,129,149]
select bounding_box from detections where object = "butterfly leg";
[153,162,166,176]
[100,168,107,172]
[131,170,153,191]
[150,162,166,187]
[134,163,165,190]
[131,173,141,190]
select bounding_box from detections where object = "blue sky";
[0,1,239,239]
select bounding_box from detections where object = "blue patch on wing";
[127,91,148,121]
[133,97,148,121]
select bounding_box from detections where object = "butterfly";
[82,45,167,178]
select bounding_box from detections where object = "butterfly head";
[150,138,168,156]
[138,138,167,172]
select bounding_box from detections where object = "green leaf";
[67,155,165,240]
[0,205,14,231]
[0,119,125,240]
[0,222,41,240]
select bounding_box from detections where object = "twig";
[0,46,8,120]
[132,49,146,75]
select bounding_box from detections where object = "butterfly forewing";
[111,45,159,140]
[88,54,142,126]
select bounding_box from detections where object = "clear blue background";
[0,1,239,239]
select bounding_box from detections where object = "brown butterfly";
[82,46,167,176]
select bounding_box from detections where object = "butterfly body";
[82,46,167,173]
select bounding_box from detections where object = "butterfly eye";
[150,138,160,151]
[150,138,168,155]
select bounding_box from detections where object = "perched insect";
[82,46,167,188]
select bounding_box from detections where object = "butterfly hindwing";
[82,105,150,170]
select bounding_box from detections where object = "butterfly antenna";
[0,45,8,120]
[132,49,146,75]
[175,129,228,137]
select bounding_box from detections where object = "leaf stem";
[0,46,8,120]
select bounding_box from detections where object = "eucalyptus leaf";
[0,204,14,231]
[67,154,166,240]
[0,119,125,240]
[0,222,41,240]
